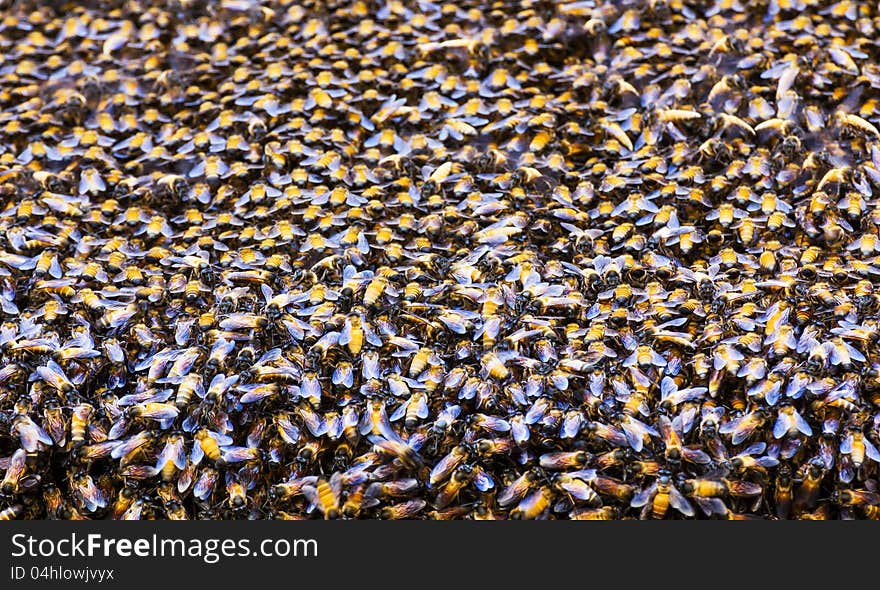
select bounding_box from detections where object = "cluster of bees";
[2,0,880,521]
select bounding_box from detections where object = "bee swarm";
[1,0,880,520]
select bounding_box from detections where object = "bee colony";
[1,0,880,520]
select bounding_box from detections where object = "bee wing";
[743,441,766,456]
[839,433,853,455]
[111,433,143,459]
[81,481,108,511]
[756,456,779,468]
[156,438,186,471]
[416,395,429,419]
[357,410,372,436]
[630,483,657,508]
[16,418,53,451]
[191,441,205,465]
[657,414,674,439]
[679,387,708,404]
[559,479,596,501]
[511,418,530,444]
[429,454,456,486]
[301,485,319,508]
[342,407,360,429]
[669,486,695,517]
[772,414,790,439]
[301,374,322,402]
[682,447,711,465]
[194,470,217,500]
[863,438,880,463]
[260,284,273,304]
[238,383,278,404]
[299,407,327,437]
[498,480,526,507]
[141,403,180,420]
[793,411,812,436]
[561,413,582,438]
[588,372,605,397]
[730,421,755,446]
[672,407,696,434]
[695,496,728,517]
[839,458,855,484]
[338,318,353,345]
[275,415,300,444]
[524,400,548,424]
[428,161,453,183]
[210,430,234,447]
[324,414,343,439]
[650,349,667,367]
[390,401,408,422]
[484,415,510,432]
[660,376,676,401]
[48,256,63,279]
[221,446,254,464]
[765,381,782,407]
[108,417,130,440]
[726,480,762,498]
[842,341,866,363]
[473,468,494,492]
[621,417,655,452]
[329,472,344,498]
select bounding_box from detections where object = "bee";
[775,466,794,520]
[794,458,826,514]
[156,175,190,201]
[726,442,780,474]
[835,111,880,138]
[510,487,552,520]
[658,415,710,465]
[42,401,67,447]
[42,484,65,519]
[303,473,343,519]
[37,360,75,395]
[390,392,430,430]
[552,472,601,508]
[631,470,694,519]
[840,428,880,476]
[194,429,232,466]
[539,451,589,471]
[70,404,94,447]
[833,489,880,508]
[155,433,187,482]
[126,403,180,422]
[226,476,247,510]
[719,409,769,445]
[1,448,27,495]
[480,352,510,380]
[71,471,107,513]
[368,434,424,470]
[112,487,138,520]
[358,398,395,439]
[380,499,428,520]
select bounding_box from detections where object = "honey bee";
[509,487,552,520]
[303,473,343,519]
[2,0,880,522]
[840,428,880,476]
[794,458,826,514]
[155,433,187,482]
[70,404,93,447]
[1,449,27,495]
[631,470,694,519]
